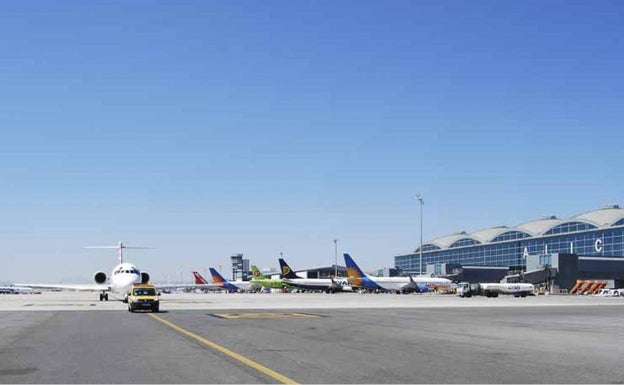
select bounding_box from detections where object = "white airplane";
[279,258,353,293]
[15,241,217,301]
[0,286,37,294]
[344,253,452,294]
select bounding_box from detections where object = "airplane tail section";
[343,253,368,288]
[251,265,266,279]
[344,253,367,277]
[208,267,238,292]
[192,271,210,285]
[209,268,228,284]
[278,258,299,279]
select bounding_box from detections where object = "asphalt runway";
[1,292,623,383]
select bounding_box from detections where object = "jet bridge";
[518,253,624,292]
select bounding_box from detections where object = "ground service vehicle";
[597,288,624,296]
[458,282,534,298]
[127,283,159,312]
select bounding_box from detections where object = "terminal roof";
[415,206,624,253]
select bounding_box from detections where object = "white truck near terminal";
[596,288,624,297]
[458,282,535,298]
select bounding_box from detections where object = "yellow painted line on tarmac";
[24,303,96,307]
[213,312,319,319]
[148,313,299,384]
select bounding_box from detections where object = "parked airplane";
[16,241,216,301]
[208,268,253,292]
[343,253,452,294]
[0,286,37,294]
[279,258,352,293]
[250,265,284,289]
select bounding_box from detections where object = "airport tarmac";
[1,292,624,383]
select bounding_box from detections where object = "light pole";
[333,239,338,277]
[416,194,424,275]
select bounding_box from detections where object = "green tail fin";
[251,265,266,279]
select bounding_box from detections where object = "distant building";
[396,205,624,276]
[231,254,251,281]
[274,265,347,279]
[376,267,402,277]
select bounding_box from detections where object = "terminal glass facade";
[395,225,624,275]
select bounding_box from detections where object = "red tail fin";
[192,271,209,284]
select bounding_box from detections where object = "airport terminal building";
[395,205,624,276]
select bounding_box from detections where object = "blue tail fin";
[209,268,238,291]
[343,253,369,288]
[343,253,367,278]
[278,258,299,279]
[343,253,385,291]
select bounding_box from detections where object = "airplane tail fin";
[278,258,299,279]
[209,268,228,285]
[209,268,239,292]
[192,271,210,285]
[251,265,266,279]
[343,253,367,278]
[343,253,367,286]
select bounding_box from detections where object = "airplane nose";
[122,275,139,288]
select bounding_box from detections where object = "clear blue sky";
[1,1,623,282]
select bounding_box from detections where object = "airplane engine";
[141,272,150,283]
[93,271,107,284]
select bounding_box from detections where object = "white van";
[596,288,622,296]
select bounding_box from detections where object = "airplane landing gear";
[99,292,109,301]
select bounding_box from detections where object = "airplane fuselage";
[250,278,283,289]
[283,278,353,292]
[350,275,452,292]
[108,262,142,294]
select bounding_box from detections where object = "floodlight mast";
[333,239,339,277]
[416,194,424,275]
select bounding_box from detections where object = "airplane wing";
[398,276,418,293]
[152,283,220,290]
[14,283,112,292]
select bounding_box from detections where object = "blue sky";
[1,1,623,282]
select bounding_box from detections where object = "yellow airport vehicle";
[127,283,159,313]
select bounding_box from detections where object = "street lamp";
[333,239,339,277]
[416,194,424,275]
